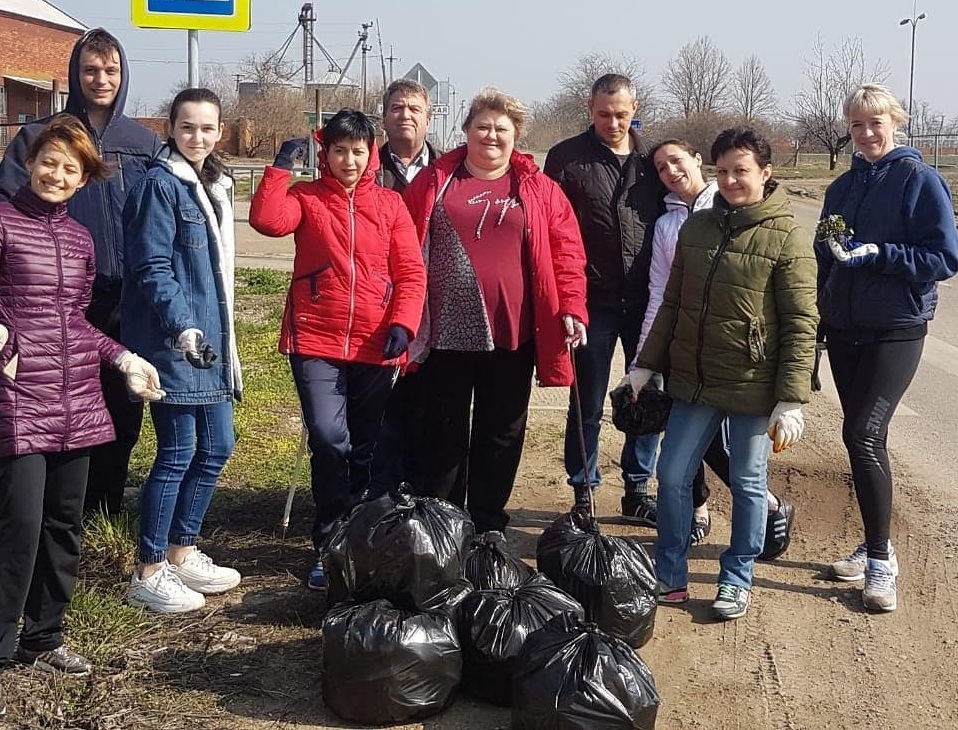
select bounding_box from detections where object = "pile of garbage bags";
[319,492,660,727]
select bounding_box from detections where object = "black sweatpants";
[0,450,89,661]
[290,355,396,553]
[418,343,535,533]
[370,370,427,494]
[827,336,924,560]
[84,285,144,516]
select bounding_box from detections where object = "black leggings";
[827,337,924,560]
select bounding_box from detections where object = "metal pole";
[188,30,200,87]
[907,21,916,142]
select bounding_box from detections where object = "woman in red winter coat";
[402,87,588,537]
[249,109,425,590]
[0,115,163,678]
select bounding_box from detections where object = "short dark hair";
[75,28,120,60]
[710,126,771,167]
[26,113,110,181]
[591,73,636,99]
[323,108,376,148]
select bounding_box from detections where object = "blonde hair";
[462,87,526,139]
[843,83,908,128]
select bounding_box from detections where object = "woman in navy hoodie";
[817,83,958,613]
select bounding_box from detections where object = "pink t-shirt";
[440,167,532,350]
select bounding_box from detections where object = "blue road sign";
[148,0,233,14]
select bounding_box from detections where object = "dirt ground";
[6,387,954,730]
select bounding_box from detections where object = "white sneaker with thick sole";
[127,562,206,613]
[172,549,241,595]
[830,541,899,582]
[863,557,898,612]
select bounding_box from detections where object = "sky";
[44,0,958,121]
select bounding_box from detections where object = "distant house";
[0,0,86,151]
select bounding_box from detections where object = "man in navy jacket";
[0,28,161,516]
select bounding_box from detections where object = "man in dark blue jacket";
[0,28,160,516]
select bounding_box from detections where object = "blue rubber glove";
[382,325,410,360]
[273,138,307,170]
[828,237,879,267]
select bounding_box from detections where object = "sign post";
[131,0,251,86]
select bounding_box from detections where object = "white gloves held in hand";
[562,315,588,349]
[0,323,17,380]
[616,367,654,399]
[116,351,166,402]
[767,401,804,453]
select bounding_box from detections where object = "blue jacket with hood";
[817,146,958,338]
[0,29,160,286]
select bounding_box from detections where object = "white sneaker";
[863,557,898,612]
[830,541,898,582]
[127,562,206,613]
[171,549,241,595]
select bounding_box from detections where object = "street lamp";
[899,6,927,142]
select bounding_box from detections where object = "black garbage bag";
[536,511,657,648]
[321,597,462,725]
[512,614,659,729]
[325,492,475,609]
[458,572,585,707]
[463,530,535,591]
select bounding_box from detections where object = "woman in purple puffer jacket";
[0,115,164,678]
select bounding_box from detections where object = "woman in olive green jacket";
[628,127,818,620]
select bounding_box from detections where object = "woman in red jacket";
[249,109,425,590]
[0,115,163,677]
[402,87,588,536]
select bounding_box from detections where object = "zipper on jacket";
[94,139,121,281]
[117,153,125,192]
[51,219,72,444]
[692,225,734,401]
[343,193,357,359]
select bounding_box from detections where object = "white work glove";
[177,328,217,369]
[616,367,654,399]
[767,401,804,453]
[562,315,588,349]
[116,351,166,402]
[0,323,17,380]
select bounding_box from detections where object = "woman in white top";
[632,139,792,567]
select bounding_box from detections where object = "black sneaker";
[14,644,92,675]
[621,492,657,527]
[759,498,795,561]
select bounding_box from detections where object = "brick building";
[0,0,85,150]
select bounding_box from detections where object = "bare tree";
[546,52,656,136]
[789,36,889,170]
[730,55,777,122]
[661,36,731,118]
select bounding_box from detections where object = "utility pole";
[359,21,372,111]
[300,3,315,85]
[385,45,399,83]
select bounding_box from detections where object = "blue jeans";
[138,402,235,564]
[564,306,659,492]
[655,399,770,590]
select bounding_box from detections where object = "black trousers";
[0,450,89,661]
[370,370,427,494]
[290,355,396,553]
[418,343,535,534]
[827,336,924,560]
[84,285,144,516]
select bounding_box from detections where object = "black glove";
[273,138,308,170]
[382,325,410,360]
[177,328,218,369]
